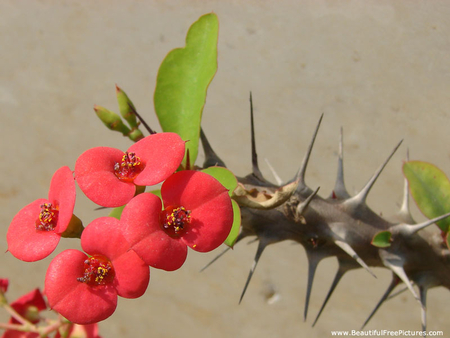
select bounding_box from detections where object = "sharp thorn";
[304,250,325,321]
[200,247,231,272]
[347,140,403,206]
[360,274,400,330]
[296,114,324,192]
[200,232,248,272]
[397,149,415,223]
[239,239,267,304]
[200,128,227,168]
[249,92,264,180]
[334,239,376,278]
[312,260,351,327]
[400,211,450,235]
[264,158,283,185]
[386,283,410,300]
[297,187,320,217]
[419,285,427,332]
[382,255,419,301]
[331,127,350,199]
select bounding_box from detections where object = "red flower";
[55,323,102,338]
[121,170,233,271]
[45,217,150,324]
[1,288,46,338]
[0,278,8,294]
[7,166,76,262]
[74,133,185,207]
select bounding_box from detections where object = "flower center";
[160,205,192,237]
[77,255,115,286]
[35,202,59,231]
[114,152,144,182]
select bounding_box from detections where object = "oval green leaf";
[371,231,392,248]
[403,161,450,232]
[154,13,218,168]
[201,167,238,195]
[202,167,240,247]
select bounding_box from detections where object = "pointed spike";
[264,158,283,185]
[360,274,400,330]
[334,239,377,278]
[295,114,324,191]
[386,284,410,300]
[200,232,248,272]
[399,211,450,236]
[249,92,264,180]
[382,255,419,301]
[419,285,427,332]
[239,239,267,304]
[347,140,403,206]
[332,127,350,199]
[304,251,322,321]
[297,187,320,218]
[200,128,227,168]
[397,149,415,223]
[200,247,231,272]
[312,260,353,327]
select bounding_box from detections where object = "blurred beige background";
[1,1,450,337]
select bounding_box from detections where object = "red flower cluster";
[7,133,234,326]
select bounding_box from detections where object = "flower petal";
[81,217,129,260]
[161,171,233,252]
[81,216,150,298]
[130,133,185,186]
[121,193,187,271]
[48,166,76,234]
[75,147,136,207]
[45,250,117,324]
[7,199,61,262]
[112,250,150,299]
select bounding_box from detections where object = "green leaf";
[202,167,241,247]
[371,231,392,248]
[109,205,125,220]
[154,13,218,168]
[403,161,450,232]
[447,232,450,250]
[225,200,241,247]
[201,167,238,195]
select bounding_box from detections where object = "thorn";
[381,254,419,301]
[127,103,156,135]
[296,114,324,192]
[297,187,320,218]
[361,274,400,330]
[334,239,377,278]
[304,250,322,321]
[419,285,427,332]
[200,247,231,272]
[249,92,264,180]
[312,259,354,327]
[185,149,191,170]
[264,158,283,185]
[331,127,350,199]
[200,232,247,272]
[200,128,227,168]
[397,211,450,236]
[397,148,415,223]
[346,140,403,207]
[239,239,267,304]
